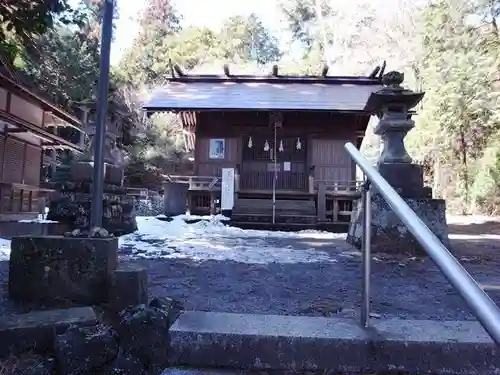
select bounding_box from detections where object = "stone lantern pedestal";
[346,72,450,256]
[47,101,137,236]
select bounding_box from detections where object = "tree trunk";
[315,0,329,63]
[433,156,441,199]
[459,129,469,214]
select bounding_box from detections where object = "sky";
[110,0,285,65]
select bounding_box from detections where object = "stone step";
[231,213,317,220]
[162,368,246,375]
[0,307,97,357]
[168,311,500,375]
[234,199,315,212]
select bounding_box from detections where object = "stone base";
[70,161,124,185]
[163,182,188,216]
[377,163,432,198]
[346,192,449,256]
[108,264,148,313]
[9,236,118,306]
[47,194,137,236]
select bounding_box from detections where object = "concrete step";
[230,221,319,231]
[162,368,246,375]
[168,311,500,375]
[230,221,348,232]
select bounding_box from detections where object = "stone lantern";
[364,71,430,198]
[346,71,450,255]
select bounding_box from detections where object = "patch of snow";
[447,214,500,225]
[18,219,58,223]
[449,233,500,240]
[0,238,10,261]
[175,214,231,221]
[119,216,343,264]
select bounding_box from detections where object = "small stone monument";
[46,101,137,235]
[347,71,450,255]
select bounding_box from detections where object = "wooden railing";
[315,180,363,194]
[164,175,221,191]
[0,182,54,215]
[315,180,363,223]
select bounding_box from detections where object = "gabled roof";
[0,69,81,127]
[143,74,383,113]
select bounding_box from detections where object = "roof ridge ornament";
[382,71,404,88]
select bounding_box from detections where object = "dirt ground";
[1,215,499,320]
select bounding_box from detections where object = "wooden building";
[0,66,83,221]
[144,65,384,228]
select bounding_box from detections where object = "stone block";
[169,311,500,374]
[118,304,170,369]
[9,236,118,306]
[0,307,96,357]
[1,353,54,375]
[54,325,119,375]
[103,351,147,375]
[70,161,123,185]
[109,264,148,312]
[163,182,188,217]
[149,296,183,327]
[377,163,431,198]
[347,192,449,255]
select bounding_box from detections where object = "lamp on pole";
[90,0,114,228]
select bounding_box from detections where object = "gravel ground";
[123,241,500,321]
[1,216,499,320]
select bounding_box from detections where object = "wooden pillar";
[1,132,7,181]
[186,190,192,215]
[317,181,326,221]
[235,164,240,193]
[308,165,315,194]
[21,142,27,185]
[209,190,216,215]
[332,198,340,222]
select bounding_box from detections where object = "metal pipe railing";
[344,142,500,345]
[360,179,372,327]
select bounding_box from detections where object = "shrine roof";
[143,74,383,113]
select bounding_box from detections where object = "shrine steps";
[231,197,317,225]
[163,311,500,375]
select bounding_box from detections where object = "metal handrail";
[344,142,500,345]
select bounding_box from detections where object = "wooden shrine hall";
[0,62,83,222]
[144,63,385,229]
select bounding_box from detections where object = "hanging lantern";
[248,136,253,148]
[296,137,302,150]
[279,140,284,152]
[264,140,270,151]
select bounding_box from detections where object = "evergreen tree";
[0,0,83,64]
[418,0,500,211]
[218,14,282,64]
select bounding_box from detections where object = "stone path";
[1,215,499,320]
